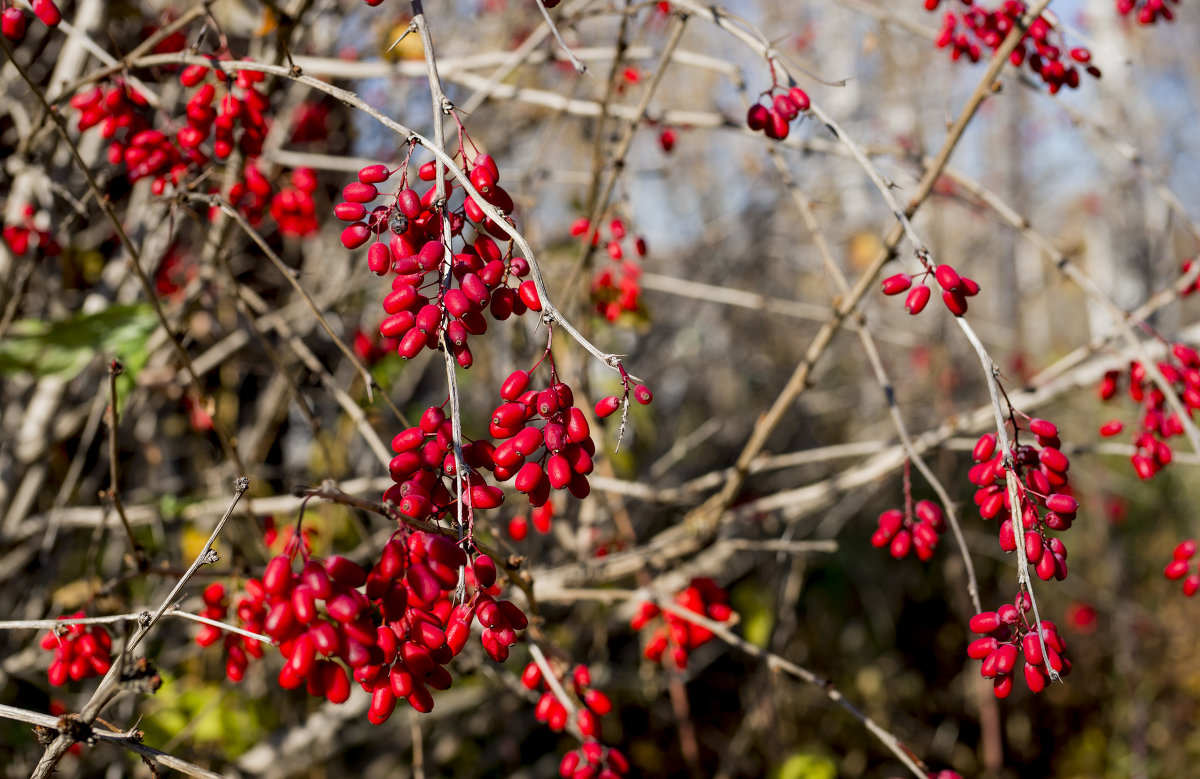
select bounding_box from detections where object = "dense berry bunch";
[570,216,648,322]
[205,533,527,720]
[1163,539,1200,596]
[746,85,810,141]
[2,204,60,258]
[177,63,271,161]
[968,418,1077,581]
[881,263,979,316]
[69,81,192,191]
[927,1,1100,93]
[521,662,613,737]
[1096,344,1200,480]
[630,578,734,669]
[385,404,506,522]
[267,168,320,237]
[68,60,285,207]
[558,742,631,779]
[337,153,541,367]
[870,500,947,561]
[39,614,113,687]
[1117,0,1178,24]
[2,0,60,42]
[490,369,597,504]
[968,593,1071,697]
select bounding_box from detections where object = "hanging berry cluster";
[1096,344,1200,481]
[969,418,1077,582]
[66,57,323,232]
[967,593,1071,697]
[926,1,1101,93]
[336,152,545,368]
[630,578,734,669]
[871,499,947,561]
[1117,0,1178,25]
[177,63,270,162]
[559,742,631,779]
[521,662,614,738]
[1163,539,1200,596]
[200,533,527,719]
[570,216,648,323]
[39,614,113,687]
[746,84,810,141]
[881,262,980,316]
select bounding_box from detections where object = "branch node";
[55,714,96,747]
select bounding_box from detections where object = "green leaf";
[0,304,157,381]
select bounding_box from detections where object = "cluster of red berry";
[2,204,60,258]
[1,0,60,41]
[745,85,810,141]
[558,742,631,779]
[338,157,540,367]
[1117,0,1178,24]
[963,414,1080,698]
[571,217,648,323]
[521,662,613,738]
[870,500,947,561]
[968,593,1071,697]
[177,63,270,161]
[881,263,980,317]
[267,167,321,237]
[39,614,113,687]
[968,419,1077,583]
[67,59,320,235]
[630,578,733,669]
[69,82,189,191]
[1097,344,1200,480]
[927,1,1101,93]
[1163,539,1200,596]
[201,533,526,720]
[494,370,599,500]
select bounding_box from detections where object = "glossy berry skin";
[2,8,27,41]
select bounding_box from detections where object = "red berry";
[942,288,968,316]
[2,8,27,40]
[934,264,961,291]
[787,86,811,111]
[881,273,912,295]
[358,164,390,184]
[33,0,61,27]
[746,104,769,131]
[519,280,542,311]
[595,396,621,418]
[904,284,931,314]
